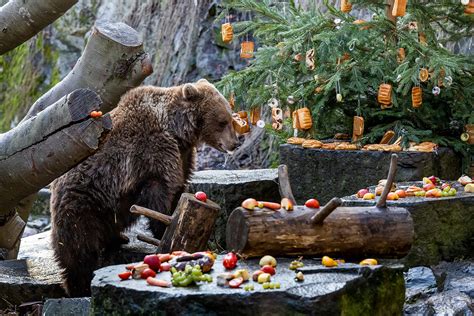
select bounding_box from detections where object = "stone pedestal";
[280,144,462,204]
[91,257,405,315]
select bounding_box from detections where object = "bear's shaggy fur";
[50,79,238,296]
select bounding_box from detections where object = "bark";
[226,205,414,259]
[0,89,111,215]
[158,193,221,253]
[21,21,153,122]
[0,0,78,55]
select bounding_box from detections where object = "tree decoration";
[250,107,261,125]
[232,113,250,134]
[465,0,474,14]
[461,0,469,5]
[294,53,303,62]
[228,92,235,110]
[287,95,295,105]
[296,107,313,130]
[392,0,407,17]
[272,107,283,130]
[408,21,418,31]
[221,22,234,44]
[341,0,352,13]
[292,110,301,130]
[305,48,315,70]
[378,83,392,108]
[419,32,427,45]
[397,48,406,63]
[432,86,441,96]
[353,19,370,30]
[240,40,254,58]
[352,116,365,142]
[412,86,422,108]
[419,68,429,82]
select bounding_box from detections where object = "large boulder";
[280,144,462,204]
[91,257,405,315]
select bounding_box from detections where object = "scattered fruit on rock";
[357,189,369,198]
[423,177,433,185]
[295,271,304,282]
[387,192,399,200]
[259,255,277,267]
[140,268,157,279]
[428,176,439,185]
[223,252,238,269]
[132,263,150,279]
[360,258,378,266]
[194,191,207,202]
[242,198,258,210]
[465,183,474,193]
[458,175,472,186]
[146,277,171,287]
[258,273,271,284]
[423,183,436,191]
[244,284,255,291]
[229,277,244,288]
[305,198,320,208]
[289,259,304,270]
[143,254,161,272]
[252,270,264,282]
[395,190,406,198]
[414,190,426,197]
[281,198,294,211]
[363,193,375,200]
[233,269,250,281]
[261,265,276,276]
[258,201,281,210]
[322,256,338,267]
[118,271,132,280]
[426,188,442,198]
[160,262,171,272]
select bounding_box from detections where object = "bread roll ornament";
[392,0,407,17]
[296,108,313,130]
[221,23,233,44]
[292,111,301,129]
[240,41,254,59]
[352,116,364,142]
[250,107,261,125]
[341,0,352,13]
[397,48,406,63]
[412,86,422,108]
[378,83,392,108]
[232,113,250,134]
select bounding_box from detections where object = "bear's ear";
[182,83,201,101]
[197,78,209,84]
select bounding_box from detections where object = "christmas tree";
[216,0,473,165]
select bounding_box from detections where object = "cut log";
[21,21,153,122]
[0,89,110,215]
[278,164,296,205]
[226,205,414,258]
[137,234,161,248]
[158,193,221,253]
[0,0,78,55]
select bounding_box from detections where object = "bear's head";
[181,79,239,153]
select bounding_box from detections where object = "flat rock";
[43,298,90,316]
[342,182,474,266]
[404,267,437,303]
[91,257,405,315]
[280,144,462,205]
[189,169,280,249]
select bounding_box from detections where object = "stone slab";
[342,182,474,266]
[280,144,462,204]
[91,257,405,315]
[43,298,90,316]
[189,169,280,249]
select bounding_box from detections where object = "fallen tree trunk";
[226,205,413,259]
[0,89,110,218]
[21,21,153,122]
[0,0,78,55]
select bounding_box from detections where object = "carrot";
[258,201,281,210]
[158,254,172,262]
[146,277,170,287]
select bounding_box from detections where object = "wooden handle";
[376,154,398,208]
[130,205,172,225]
[278,164,296,205]
[311,197,342,224]
[137,233,161,247]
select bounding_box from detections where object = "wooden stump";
[226,205,413,259]
[130,193,221,253]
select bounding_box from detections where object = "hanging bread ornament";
[352,116,365,143]
[232,113,250,134]
[292,111,301,130]
[438,68,446,87]
[412,87,422,108]
[378,83,392,109]
[465,0,474,14]
[397,48,406,63]
[408,22,418,31]
[221,23,233,44]
[392,0,407,16]
[419,32,427,45]
[296,108,313,130]
[305,48,315,70]
[294,53,303,62]
[228,92,235,110]
[240,41,254,59]
[353,19,371,30]
[271,107,283,131]
[341,0,352,13]
[237,111,247,119]
[419,68,429,82]
[250,107,261,125]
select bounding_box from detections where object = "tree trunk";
[0,0,78,55]
[0,89,110,215]
[21,21,153,122]
[226,205,414,259]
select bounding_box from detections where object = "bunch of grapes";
[171,264,212,287]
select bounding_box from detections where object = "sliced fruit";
[322,256,338,267]
[229,277,244,288]
[281,198,294,211]
[360,258,378,266]
[260,265,276,276]
[233,269,250,281]
[259,255,277,267]
[258,201,281,210]
[305,199,320,208]
[118,271,132,280]
[242,198,258,210]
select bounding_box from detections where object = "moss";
[0,31,60,132]
[340,268,405,316]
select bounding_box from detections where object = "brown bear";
[50,79,238,296]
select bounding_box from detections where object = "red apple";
[357,189,369,198]
[305,199,320,208]
[194,191,207,202]
[428,176,438,185]
[143,254,161,272]
[260,265,276,276]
